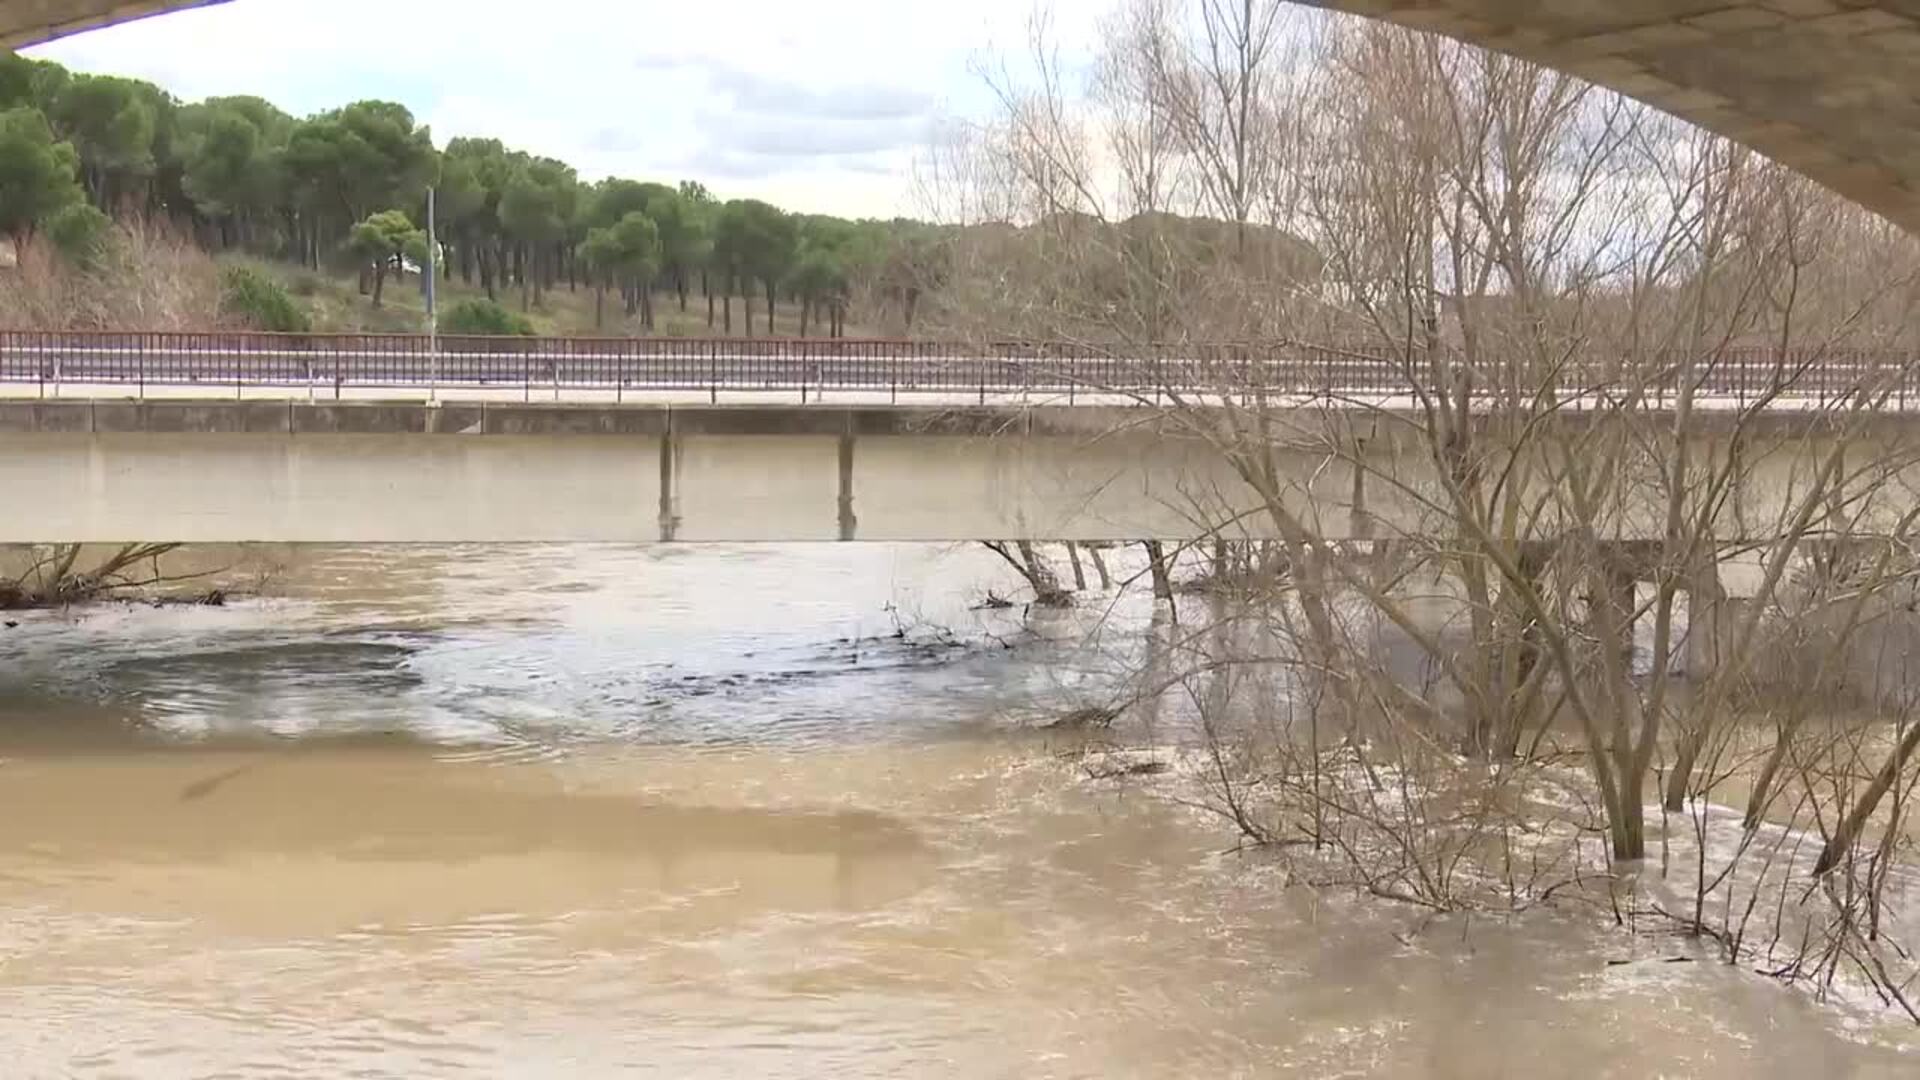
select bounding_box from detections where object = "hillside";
[235,257,879,339]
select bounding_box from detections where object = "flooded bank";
[0,544,1915,1076]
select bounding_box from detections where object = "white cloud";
[26,0,1110,218]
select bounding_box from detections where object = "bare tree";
[938,6,1920,1015]
[0,543,188,608]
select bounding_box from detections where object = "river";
[0,543,1915,1077]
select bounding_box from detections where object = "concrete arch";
[1,0,226,50]
[1297,1,1920,230]
[7,1,1920,228]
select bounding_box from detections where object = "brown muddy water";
[0,543,1915,1077]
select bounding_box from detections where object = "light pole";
[425,185,438,400]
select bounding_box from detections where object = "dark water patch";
[0,690,184,750]
[98,637,423,681]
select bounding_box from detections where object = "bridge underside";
[1302,1,1920,231]
[26,0,1920,231]
[0,0,224,48]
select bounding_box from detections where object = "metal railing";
[1,330,1915,407]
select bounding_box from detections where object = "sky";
[25,0,1109,220]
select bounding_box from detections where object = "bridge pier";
[1597,558,1640,671]
[657,435,682,541]
[837,433,857,541]
[1684,559,1741,680]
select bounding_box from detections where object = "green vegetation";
[218,264,310,332]
[580,212,660,329]
[43,201,109,263]
[345,209,423,307]
[0,48,952,338]
[440,298,533,336]
[0,47,1306,341]
[0,105,84,242]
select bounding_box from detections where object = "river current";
[0,543,1914,1077]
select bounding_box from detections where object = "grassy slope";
[226,256,875,339]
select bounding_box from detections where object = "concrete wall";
[0,400,1907,545]
[0,0,226,47]
[0,402,1272,543]
[1303,2,1920,233]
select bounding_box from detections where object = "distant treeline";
[0,51,944,335]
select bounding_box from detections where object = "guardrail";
[0,330,1914,406]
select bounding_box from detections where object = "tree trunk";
[799,299,810,338]
[765,280,776,335]
[1815,719,1920,876]
[722,292,732,334]
[1665,733,1703,813]
[1145,541,1173,601]
[1613,771,1648,862]
[371,263,387,307]
[1590,562,1647,860]
[594,283,605,329]
[1067,543,1087,591]
[1089,545,1112,590]
[983,542,1070,607]
[1015,542,1069,606]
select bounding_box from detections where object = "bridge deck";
[2,332,1909,410]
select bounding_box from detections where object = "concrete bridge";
[12,1,1920,231]
[0,335,1914,544]
[0,399,1250,544]
[0,395,1910,546]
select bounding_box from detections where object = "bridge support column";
[657,435,682,541]
[1594,557,1639,670]
[1368,538,1402,586]
[1685,559,1730,680]
[837,433,857,541]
